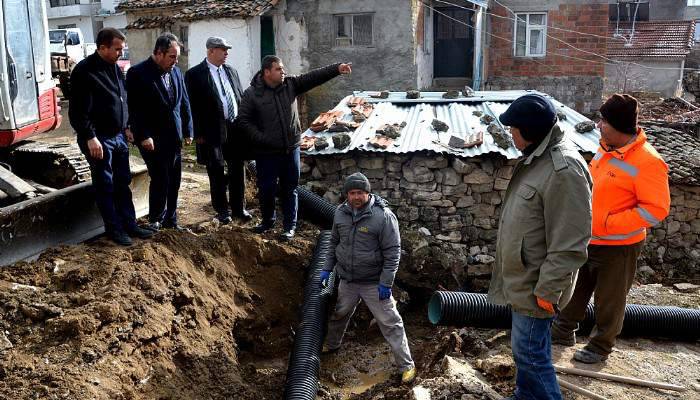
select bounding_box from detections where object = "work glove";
[378,284,392,300]
[536,297,555,314]
[320,270,331,288]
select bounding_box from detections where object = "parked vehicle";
[49,28,96,97]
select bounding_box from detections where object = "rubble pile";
[639,97,700,123]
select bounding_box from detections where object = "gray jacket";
[488,125,593,318]
[324,195,401,287]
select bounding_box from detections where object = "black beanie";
[600,94,638,135]
[343,172,371,194]
[499,94,557,143]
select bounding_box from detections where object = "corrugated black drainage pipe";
[429,291,700,340]
[283,231,336,399]
[246,161,335,229]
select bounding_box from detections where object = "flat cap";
[206,36,232,49]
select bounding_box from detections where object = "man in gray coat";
[320,172,416,384]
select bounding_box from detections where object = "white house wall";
[416,3,434,89]
[48,16,98,41]
[272,12,305,76]
[604,59,684,97]
[189,17,261,86]
[102,14,127,30]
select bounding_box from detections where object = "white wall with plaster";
[189,17,261,86]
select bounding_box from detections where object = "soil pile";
[0,227,314,399]
[639,97,700,123]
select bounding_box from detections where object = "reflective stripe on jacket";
[590,129,670,245]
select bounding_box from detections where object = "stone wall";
[301,151,700,289]
[642,185,700,282]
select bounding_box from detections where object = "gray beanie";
[343,172,371,194]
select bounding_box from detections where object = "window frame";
[513,12,547,58]
[332,13,374,48]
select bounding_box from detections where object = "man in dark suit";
[184,37,252,224]
[126,33,193,231]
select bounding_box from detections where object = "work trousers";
[325,280,414,371]
[552,241,645,355]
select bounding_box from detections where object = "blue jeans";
[511,311,562,400]
[80,133,137,234]
[255,147,300,230]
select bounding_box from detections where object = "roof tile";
[607,21,695,59]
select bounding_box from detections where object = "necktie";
[162,72,174,102]
[218,68,236,122]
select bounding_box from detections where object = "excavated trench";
[0,206,698,399]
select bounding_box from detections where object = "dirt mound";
[0,227,314,399]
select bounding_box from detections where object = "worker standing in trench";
[320,172,417,384]
[551,94,671,364]
[488,94,593,400]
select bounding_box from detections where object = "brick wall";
[485,3,608,113]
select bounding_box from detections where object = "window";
[689,0,700,6]
[514,13,546,57]
[334,14,373,47]
[609,2,649,22]
[49,0,80,7]
[179,26,188,52]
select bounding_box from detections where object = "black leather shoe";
[235,210,253,222]
[280,229,295,241]
[109,231,133,246]
[146,221,162,232]
[217,215,233,225]
[128,225,154,239]
[163,223,190,232]
[251,224,272,234]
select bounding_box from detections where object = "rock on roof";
[607,21,695,59]
[118,0,276,21]
[644,125,700,186]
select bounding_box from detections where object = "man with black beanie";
[552,94,670,364]
[488,93,593,399]
[319,172,416,384]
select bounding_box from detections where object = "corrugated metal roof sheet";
[301,90,600,159]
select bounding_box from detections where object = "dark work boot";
[109,230,133,246]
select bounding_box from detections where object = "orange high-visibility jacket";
[590,129,670,246]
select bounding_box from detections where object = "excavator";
[0,0,148,266]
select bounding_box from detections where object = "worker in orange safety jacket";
[551,93,670,364]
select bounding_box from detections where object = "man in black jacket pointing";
[238,55,351,241]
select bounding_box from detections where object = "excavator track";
[9,141,91,188]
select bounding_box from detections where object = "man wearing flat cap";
[185,37,252,225]
[488,93,592,399]
[320,172,416,385]
[552,94,670,364]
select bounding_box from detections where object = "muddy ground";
[1,102,697,399]
[0,167,697,400]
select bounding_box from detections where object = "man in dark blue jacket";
[69,27,153,246]
[126,33,193,231]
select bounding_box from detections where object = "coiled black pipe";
[283,231,336,399]
[246,161,336,229]
[428,291,700,340]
